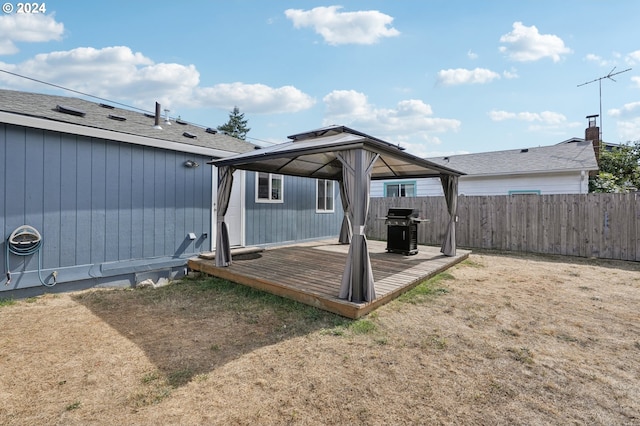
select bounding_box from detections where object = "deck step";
[197,246,264,260]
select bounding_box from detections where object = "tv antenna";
[577,66,631,141]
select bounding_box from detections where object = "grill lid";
[386,208,419,218]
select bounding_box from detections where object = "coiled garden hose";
[5,226,57,287]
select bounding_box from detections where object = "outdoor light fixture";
[184,160,199,168]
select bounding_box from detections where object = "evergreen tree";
[590,140,640,192]
[217,106,250,140]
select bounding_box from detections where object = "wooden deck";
[188,240,470,319]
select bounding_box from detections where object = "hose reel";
[5,225,56,287]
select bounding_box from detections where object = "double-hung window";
[316,179,335,213]
[256,172,283,203]
[385,181,416,197]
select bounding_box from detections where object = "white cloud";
[625,50,640,65]
[436,68,500,86]
[489,109,567,124]
[615,117,640,142]
[608,101,640,118]
[0,13,64,54]
[284,6,399,45]
[502,68,519,79]
[499,22,571,62]
[584,53,615,67]
[322,90,460,156]
[488,110,516,121]
[194,83,315,114]
[631,76,640,88]
[488,109,580,135]
[467,50,478,60]
[0,45,315,114]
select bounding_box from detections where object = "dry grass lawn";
[1,251,639,425]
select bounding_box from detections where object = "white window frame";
[384,181,416,197]
[316,179,335,213]
[255,172,284,203]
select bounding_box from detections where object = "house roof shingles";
[427,142,599,176]
[0,88,257,155]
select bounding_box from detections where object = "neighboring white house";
[372,140,599,197]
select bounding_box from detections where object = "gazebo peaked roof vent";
[288,125,411,154]
[289,125,391,145]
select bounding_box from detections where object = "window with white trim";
[385,181,416,197]
[316,179,335,212]
[256,172,283,203]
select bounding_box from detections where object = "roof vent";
[144,113,155,118]
[164,109,171,125]
[443,156,449,161]
[108,114,126,121]
[521,148,529,153]
[205,127,218,134]
[56,104,86,117]
[99,103,115,109]
[176,118,187,125]
[183,131,197,139]
[153,102,162,129]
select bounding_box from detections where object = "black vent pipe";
[154,102,161,127]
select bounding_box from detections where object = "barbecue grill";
[384,208,426,255]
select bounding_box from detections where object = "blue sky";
[1,1,639,157]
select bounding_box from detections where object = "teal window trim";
[384,180,417,197]
[508,189,541,195]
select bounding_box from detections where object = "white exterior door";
[212,167,244,249]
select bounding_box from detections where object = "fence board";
[368,193,639,262]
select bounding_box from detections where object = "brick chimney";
[585,114,600,168]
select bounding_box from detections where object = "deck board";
[188,240,470,319]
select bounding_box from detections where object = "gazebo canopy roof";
[210,125,464,180]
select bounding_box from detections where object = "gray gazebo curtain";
[338,179,352,244]
[215,166,235,267]
[440,174,459,257]
[337,149,380,303]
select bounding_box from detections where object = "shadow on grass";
[73,275,350,390]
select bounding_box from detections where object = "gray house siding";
[1,123,212,292]
[244,172,343,246]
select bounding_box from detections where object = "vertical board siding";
[1,124,213,288]
[0,123,6,275]
[42,131,62,268]
[90,139,107,264]
[368,194,639,262]
[117,143,133,261]
[75,136,93,266]
[104,139,119,262]
[59,135,78,267]
[244,172,343,246]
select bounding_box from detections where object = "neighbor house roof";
[0,88,257,157]
[426,141,599,177]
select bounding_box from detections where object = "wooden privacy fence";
[367,193,640,262]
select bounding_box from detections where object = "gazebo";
[210,126,464,304]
